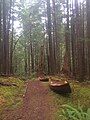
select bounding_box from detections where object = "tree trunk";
[24,45,27,76]
[63,0,71,75]
[28,42,31,76]
[0,1,2,74]
[31,40,34,73]
[10,16,14,74]
[10,0,14,74]
[3,0,7,75]
[47,0,54,74]
[52,0,60,74]
[38,45,45,76]
[86,0,90,80]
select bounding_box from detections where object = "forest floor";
[0,76,90,120]
[0,79,56,120]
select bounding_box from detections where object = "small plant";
[29,72,37,80]
[59,104,90,120]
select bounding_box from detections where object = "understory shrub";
[59,104,90,120]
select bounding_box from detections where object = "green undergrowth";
[0,77,25,112]
[33,75,90,120]
[21,73,37,81]
[52,81,90,120]
[56,104,90,120]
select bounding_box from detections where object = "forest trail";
[21,80,55,120]
[1,80,56,120]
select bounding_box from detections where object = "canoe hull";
[49,82,71,94]
[39,78,49,82]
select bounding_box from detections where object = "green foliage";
[12,1,45,76]
[0,77,25,111]
[59,104,90,120]
[29,72,37,80]
[53,81,90,120]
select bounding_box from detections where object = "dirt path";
[1,80,55,120]
[21,80,55,120]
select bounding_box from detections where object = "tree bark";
[86,0,90,80]
[47,0,54,74]
[52,0,60,74]
[24,45,27,76]
[0,1,2,74]
[3,0,7,75]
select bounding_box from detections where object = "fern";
[60,104,90,120]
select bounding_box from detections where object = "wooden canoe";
[38,77,49,82]
[49,80,71,94]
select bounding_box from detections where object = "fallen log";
[0,82,17,87]
[49,80,71,94]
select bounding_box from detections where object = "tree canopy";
[0,0,90,81]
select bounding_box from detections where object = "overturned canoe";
[38,77,49,82]
[49,80,71,94]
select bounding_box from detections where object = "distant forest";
[0,0,90,81]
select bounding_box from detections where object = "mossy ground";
[0,76,90,120]
[37,76,90,119]
[0,77,25,113]
[51,80,90,119]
